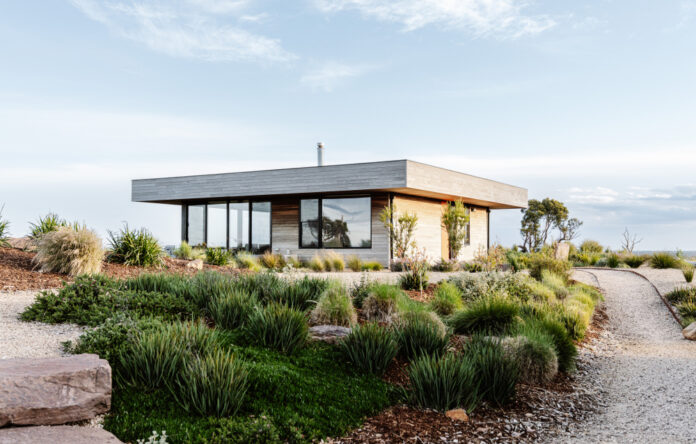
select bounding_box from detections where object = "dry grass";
[33,226,104,276]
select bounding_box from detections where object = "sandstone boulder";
[186,259,204,270]
[309,325,351,344]
[683,322,696,341]
[0,354,111,427]
[445,408,469,422]
[0,425,122,444]
[555,242,570,261]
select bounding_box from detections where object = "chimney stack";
[317,142,324,166]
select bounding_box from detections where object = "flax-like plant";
[340,322,399,376]
[466,335,519,407]
[394,311,450,360]
[107,224,163,267]
[208,289,258,330]
[408,353,481,412]
[174,349,250,417]
[441,200,470,260]
[29,212,80,240]
[245,303,308,355]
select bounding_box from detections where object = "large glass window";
[300,199,320,247]
[229,202,249,251]
[187,204,205,247]
[251,202,271,253]
[299,196,372,248]
[207,202,227,248]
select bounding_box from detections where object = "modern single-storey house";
[131,157,527,267]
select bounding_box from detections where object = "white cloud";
[70,0,295,62]
[314,0,555,38]
[301,61,374,92]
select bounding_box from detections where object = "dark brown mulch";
[0,247,238,291]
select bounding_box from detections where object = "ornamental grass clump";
[526,253,571,281]
[174,349,250,417]
[529,317,577,372]
[623,254,647,268]
[107,224,163,267]
[429,281,463,316]
[235,251,261,271]
[503,326,558,385]
[309,254,325,271]
[347,255,362,272]
[310,284,357,327]
[323,251,345,271]
[465,335,519,407]
[267,276,328,310]
[449,295,520,335]
[261,251,286,270]
[340,322,399,376]
[666,286,696,304]
[540,270,569,299]
[682,265,694,283]
[208,289,258,330]
[408,353,481,413]
[363,284,403,323]
[394,311,450,360]
[606,253,621,268]
[28,212,80,240]
[123,273,190,297]
[189,271,238,310]
[33,226,104,276]
[245,303,308,355]
[361,261,383,271]
[650,252,679,269]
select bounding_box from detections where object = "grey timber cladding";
[132,160,407,203]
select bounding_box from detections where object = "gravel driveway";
[0,290,83,359]
[549,269,696,443]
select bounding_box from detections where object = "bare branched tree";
[621,227,642,253]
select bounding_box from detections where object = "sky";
[1,0,695,251]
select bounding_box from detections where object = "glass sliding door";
[187,204,206,247]
[207,202,227,248]
[300,199,320,247]
[229,202,249,251]
[251,201,271,253]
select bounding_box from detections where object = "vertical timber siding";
[271,193,391,267]
[456,207,489,261]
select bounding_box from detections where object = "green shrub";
[347,255,362,272]
[574,251,601,266]
[206,247,233,266]
[340,322,399,376]
[261,251,286,270]
[606,253,621,268]
[579,240,604,254]
[189,271,238,310]
[394,311,450,360]
[33,226,104,276]
[363,284,402,323]
[541,270,569,299]
[267,276,328,311]
[682,265,694,283]
[529,317,577,372]
[554,305,589,341]
[107,225,163,267]
[505,250,524,272]
[0,205,9,247]
[350,275,376,308]
[666,286,696,304]
[174,349,250,417]
[526,280,556,302]
[361,261,383,271]
[503,329,558,385]
[623,254,647,268]
[432,259,457,272]
[527,252,570,281]
[173,241,193,260]
[677,300,696,321]
[650,252,679,269]
[408,353,480,412]
[21,276,196,327]
[429,282,463,316]
[123,273,189,297]
[245,303,308,354]
[28,212,79,240]
[309,254,325,271]
[208,289,258,330]
[235,251,261,271]
[449,295,519,335]
[310,284,357,327]
[466,335,518,406]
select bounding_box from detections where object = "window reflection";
[207,203,227,248]
[187,204,205,247]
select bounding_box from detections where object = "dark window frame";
[298,195,373,249]
[184,200,272,253]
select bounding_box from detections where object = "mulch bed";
[0,247,236,292]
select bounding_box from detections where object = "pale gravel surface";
[282,270,458,286]
[548,269,696,443]
[0,290,83,359]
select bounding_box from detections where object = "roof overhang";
[131,159,528,210]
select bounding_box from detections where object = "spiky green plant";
[408,353,481,413]
[340,322,399,376]
[235,251,261,271]
[107,224,163,267]
[347,255,362,272]
[465,335,518,407]
[208,289,258,330]
[205,247,232,266]
[449,295,520,335]
[429,281,463,316]
[245,303,308,355]
[650,252,679,269]
[394,311,450,360]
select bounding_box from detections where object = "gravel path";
[550,269,696,443]
[0,290,83,359]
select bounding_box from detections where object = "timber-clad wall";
[270,193,391,266]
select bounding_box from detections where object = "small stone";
[309,325,351,344]
[683,322,696,340]
[445,409,469,422]
[186,259,204,270]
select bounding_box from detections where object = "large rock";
[0,354,111,427]
[186,258,204,270]
[683,322,696,340]
[555,242,570,261]
[309,325,351,344]
[0,425,122,444]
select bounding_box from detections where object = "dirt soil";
[0,247,237,291]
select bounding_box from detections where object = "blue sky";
[1,0,695,250]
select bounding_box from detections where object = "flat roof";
[131,159,528,209]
